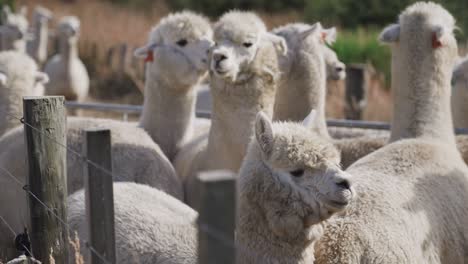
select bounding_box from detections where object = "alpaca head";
[273,23,337,80]
[33,6,53,25]
[240,110,354,241]
[323,45,346,81]
[380,2,457,77]
[210,11,286,83]
[57,16,81,41]
[135,11,213,88]
[0,6,29,51]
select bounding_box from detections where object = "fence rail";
[64,101,468,135]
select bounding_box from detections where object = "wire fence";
[0,109,240,264]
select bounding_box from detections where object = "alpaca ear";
[431,26,444,49]
[302,109,317,128]
[301,22,322,41]
[0,72,7,86]
[262,32,288,56]
[255,111,274,156]
[322,27,337,45]
[35,72,49,84]
[134,43,158,62]
[379,24,400,44]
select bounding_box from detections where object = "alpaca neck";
[33,20,48,61]
[390,47,455,145]
[273,50,330,139]
[205,75,277,172]
[236,183,316,263]
[59,36,78,69]
[139,75,196,161]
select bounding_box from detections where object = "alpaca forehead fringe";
[214,11,266,42]
[399,2,455,31]
[149,11,212,44]
[269,123,340,168]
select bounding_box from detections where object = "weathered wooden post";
[84,128,116,264]
[23,96,68,263]
[345,64,369,120]
[197,170,236,264]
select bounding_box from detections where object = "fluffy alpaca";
[174,11,286,206]
[134,11,213,160]
[26,6,52,66]
[67,112,354,264]
[0,51,47,136]
[43,16,89,101]
[315,3,468,263]
[0,117,180,260]
[0,6,29,52]
[67,182,198,264]
[236,111,354,263]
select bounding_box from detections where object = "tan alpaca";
[315,3,468,262]
[174,11,286,206]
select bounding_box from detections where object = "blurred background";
[2,0,468,121]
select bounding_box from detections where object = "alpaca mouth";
[324,199,350,211]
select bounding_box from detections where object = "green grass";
[331,28,391,87]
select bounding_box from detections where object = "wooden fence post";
[23,96,68,263]
[345,64,369,120]
[197,170,236,264]
[84,128,116,264]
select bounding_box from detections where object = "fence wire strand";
[1,108,245,263]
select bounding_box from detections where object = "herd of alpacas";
[1,1,468,263]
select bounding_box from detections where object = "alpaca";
[26,6,52,66]
[66,111,354,264]
[134,11,213,160]
[272,22,388,168]
[173,11,286,206]
[43,16,89,102]
[67,182,198,264]
[0,51,47,136]
[0,6,29,52]
[236,111,354,263]
[0,12,215,258]
[315,3,468,263]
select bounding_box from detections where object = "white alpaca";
[174,11,286,206]
[67,182,198,264]
[236,111,354,263]
[26,6,52,66]
[43,16,89,101]
[272,22,389,168]
[315,3,468,263]
[134,11,213,160]
[0,51,47,136]
[0,6,29,52]
[0,12,215,258]
[66,111,354,264]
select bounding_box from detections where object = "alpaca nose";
[336,66,344,72]
[213,52,227,63]
[336,179,351,190]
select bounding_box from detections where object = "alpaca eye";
[243,42,253,48]
[290,169,304,177]
[176,39,188,47]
